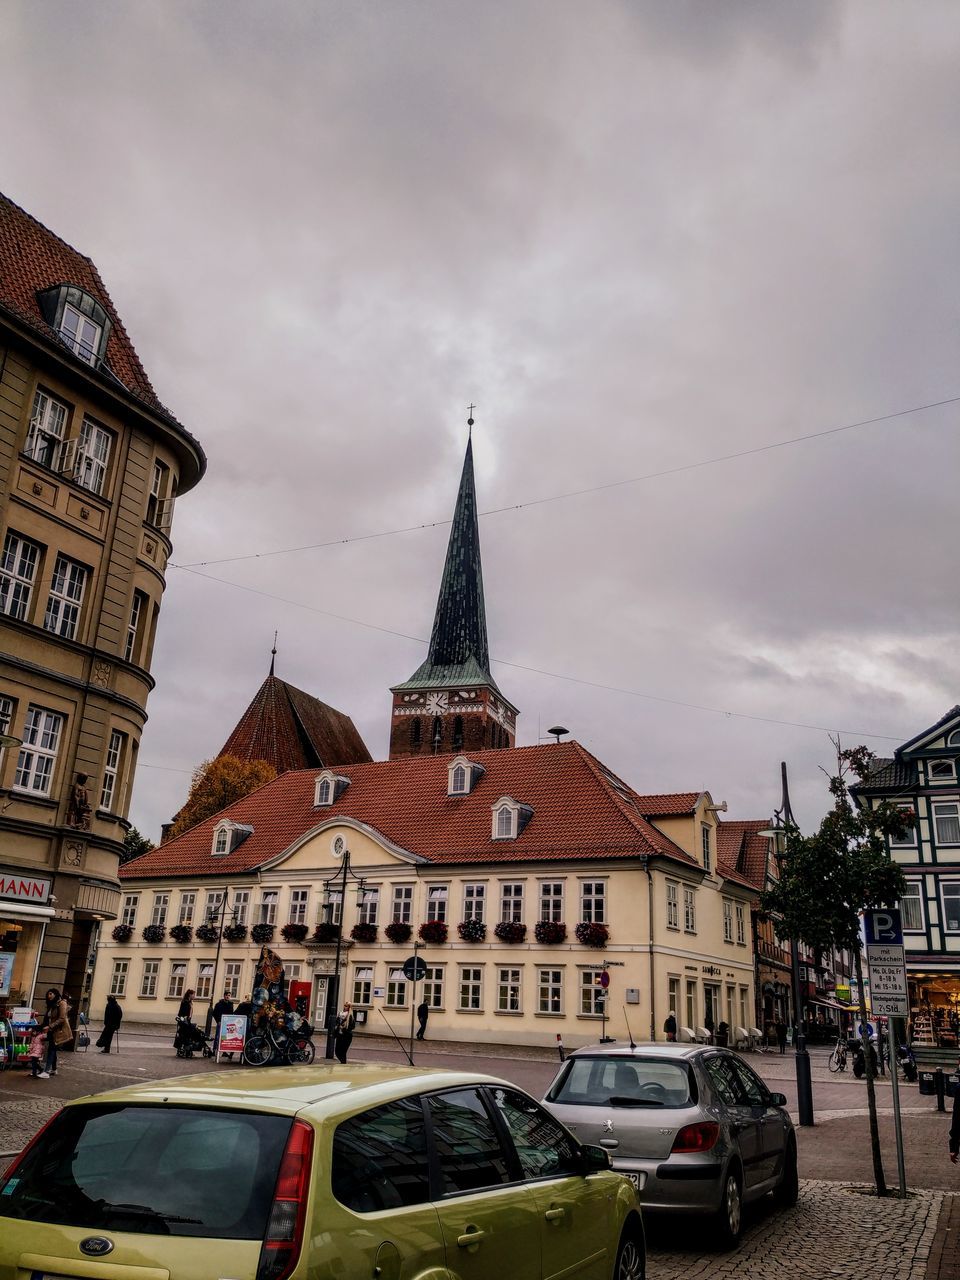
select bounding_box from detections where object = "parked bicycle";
[242,1020,316,1067]
[828,1036,848,1072]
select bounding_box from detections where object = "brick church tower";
[389,430,518,758]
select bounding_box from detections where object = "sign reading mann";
[0,871,52,905]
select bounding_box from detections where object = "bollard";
[935,1067,946,1112]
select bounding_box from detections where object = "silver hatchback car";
[543,1043,797,1247]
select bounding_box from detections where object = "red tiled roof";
[219,672,372,773]
[632,792,702,817]
[717,819,771,892]
[0,191,174,420]
[124,742,699,880]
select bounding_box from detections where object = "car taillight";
[671,1122,720,1153]
[0,1108,62,1190]
[256,1119,314,1280]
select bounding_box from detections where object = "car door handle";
[599,1138,619,1149]
[457,1229,486,1248]
[545,1208,566,1222]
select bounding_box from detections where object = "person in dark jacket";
[663,1012,677,1042]
[97,996,123,1053]
[43,989,73,1075]
[174,989,195,1051]
[212,992,235,1058]
[416,999,429,1041]
[776,1019,788,1055]
[334,1003,356,1064]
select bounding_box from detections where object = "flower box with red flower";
[535,920,567,945]
[419,919,448,945]
[494,921,527,944]
[351,922,378,944]
[385,920,412,944]
[575,921,609,949]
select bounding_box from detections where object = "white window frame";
[463,883,485,922]
[76,418,111,495]
[178,892,195,926]
[25,389,68,468]
[580,880,605,924]
[353,965,373,1006]
[540,882,563,923]
[450,763,467,795]
[426,885,448,923]
[140,960,160,999]
[494,805,516,839]
[933,802,960,847]
[124,590,146,664]
[500,882,524,923]
[43,554,87,640]
[929,759,957,785]
[498,967,522,1013]
[110,959,128,997]
[259,890,278,925]
[315,777,333,806]
[392,884,413,924]
[233,890,250,926]
[151,893,169,927]
[735,902,746,946]
[722,899,734,943]
[146,459,169,527]
[358,887,379,926]
[538,968,563,1015]
[60,302,102,364]
[423,965,444,1009]
[14,706,64,796]
[168,961,187,1000]
[386,968,408,1008]
[900,881,925,933]
[196,962,214,1001]
[580,970,604,1016]
[686,979,698,1029]
[1,531,40,621]
[289,888,309,925]
[701,822,712,872]
[223,961,242,1000]
[204,890,225,923]
[323,887,342,926]
[665,881,679,930]
[121,894,139,928]
[941,883,960,934]
[100,729,124,811]
[213,824,231,855]
[683,886,696,934]
[459,966,483,1011]
[890,802,917,848]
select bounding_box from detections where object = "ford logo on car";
[79,1238,114,1257]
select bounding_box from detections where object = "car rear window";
[547,1056,695,1108]
[0,1104,291,1238]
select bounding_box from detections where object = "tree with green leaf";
[760,742,911,1197]
[121,825,154,863]
[168,755,277,841]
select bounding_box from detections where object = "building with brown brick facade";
[0,192,204,1012]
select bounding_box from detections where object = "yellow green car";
[0,1065,644,1280]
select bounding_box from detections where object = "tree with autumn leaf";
[167,756,277,841]
[760,742,912,1198]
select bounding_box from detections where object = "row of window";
[111,956,306,1001]
[900,879,960,934]
[667,975,753,1035]
[25,387,177,522]
[0,695,128,808]
[890,801,960,848]
[358,963,608,1016]
[125,879,609,932]
[1,530,154,665]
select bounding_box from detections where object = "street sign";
[402,955,427,983]
[864,909,904,946]
[598,971,610,989]
[864,909,908,1017]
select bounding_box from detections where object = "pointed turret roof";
[219,666,372,773]
[394,437,505,695]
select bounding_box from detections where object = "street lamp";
[205,891,240,1035]
[761,761,814,1127]
[323,836,366,1060]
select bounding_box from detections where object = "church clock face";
[425,691,449,715]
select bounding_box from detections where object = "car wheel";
[714,1167,743,1248]
[613,1223,645,1280]
[773,1139,798,1208]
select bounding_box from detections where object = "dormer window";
[929,760,957,784]
[491,795,534,840]
[61,303,102,365]
[212,821,253,856]
[36,285,112,368]
[447,755,485,797]
[314,770,349,807]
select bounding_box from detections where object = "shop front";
[0,868,55,1014]
[908,968,960,1047]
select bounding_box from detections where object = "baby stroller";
[174,1016,213,1059]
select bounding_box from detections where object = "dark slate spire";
[396,435,500,691]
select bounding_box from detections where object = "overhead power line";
[176,392,960,569]
[170,561,905,743]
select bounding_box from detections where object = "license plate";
[625,1172,646,1191]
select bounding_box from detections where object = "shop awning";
[809,996,857,1012]
[0,901,55,923]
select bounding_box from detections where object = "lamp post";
[205,891,239,1035]
[323,837,366,1060]
[763,762,814,1127]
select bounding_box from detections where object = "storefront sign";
[218,1014,247,1057]
[0,871,52,905]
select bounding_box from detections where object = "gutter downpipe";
[642,856,656,1041]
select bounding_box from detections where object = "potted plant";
[575,921,609,949]
[251,923,275,944]
[350,922,378,944]
[281,922,309,943]
[169,924,193,944]
[385,920,412,944]
[111,923,133,943]
[223,923,248,943]
[494,921,527,944]
[312,922,341,944]
[418,919,448,945]
[142,924,166,944]
[535,920,567,945]
[195,923,219,944]
[458,918,487,943]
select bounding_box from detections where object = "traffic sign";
[402,955,427,983]
[864,909,904,946]
[598,971,610,989]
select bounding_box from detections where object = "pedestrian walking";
[174,988,195,1052]
[416,999,429,1041]
[42,988,73,1075]
[776,1019,788,1055]
[96,995,123,1053]
[27,1024,48,1078]
[334,1002,356,1064]
[663,1012,677,1042]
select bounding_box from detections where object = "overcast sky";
[3,2,958,841]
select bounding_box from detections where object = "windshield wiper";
[106,1202,201,1229]
[608,1095,664,1107]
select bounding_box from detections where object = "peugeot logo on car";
[79,1238,114,1257]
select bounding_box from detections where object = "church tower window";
[410,717,422,750]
